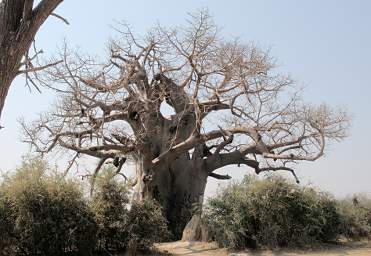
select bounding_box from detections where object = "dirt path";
[155,241,371,256]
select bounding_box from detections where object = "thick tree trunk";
[0,51,19,120]
[0,0,63,122]
[0,22,19,121]
[133,153,209,239]
[0,74,11,120]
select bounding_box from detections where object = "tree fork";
[0,0,64,122]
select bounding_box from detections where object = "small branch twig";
[258,166,300,184]
[51,12,70,25]
[17,60,63,75]
[63,153,79,177]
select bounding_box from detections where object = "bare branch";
[50,12,69,25]
[63,153,79,177]
[90,157,108,196]
[17,59,63,75]
[209,172,231,180]
[257,166,300,184]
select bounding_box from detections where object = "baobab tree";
[0,0,64,125]
[22,12,350,238]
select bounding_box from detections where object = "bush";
[1,158,97,256]
[126,199,170,252]
[204,175,342,249]
[3,157,370,253]
[90,169,129,252]
[0,158,171,255]
[0,193,16,255]
[337,195,371,239]
[90,169,171,253]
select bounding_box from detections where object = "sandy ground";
[155,240,371,256]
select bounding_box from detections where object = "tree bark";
[0,72,12,120]
[181,214,212,242]
[133,152,209,239]
[0,0,63,122]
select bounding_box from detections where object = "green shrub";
[127,199,170,252]
[89,169,170,253]
[0,158,171,255]
[337,195,371,239]
[1,158,97,256]
[204,175,342,249]
[90,169,129,252]
[4,157,370,253]
[0,193,16,255]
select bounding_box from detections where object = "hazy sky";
[0,0,370,197]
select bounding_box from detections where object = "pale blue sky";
[0,0,370,197]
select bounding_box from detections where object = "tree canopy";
[23,12,349,177]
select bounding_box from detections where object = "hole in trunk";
[160,100,176,118]
[129,111,139,120]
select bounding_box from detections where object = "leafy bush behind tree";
[90,167,171,254]
[203,175,344,249]
[90,168,129,252]
[126,199,171,251]
[337,195,371,239]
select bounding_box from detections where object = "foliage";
[126,199,171,252]
[337,195,371,239]
[90,168,130,252]
[91,174,171,253]
[0,157,97,256]
[2,156,371,254]
[90,168,171,253]
[204,175,342,249]
[0,193,16,256]
[0,158,171,255]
